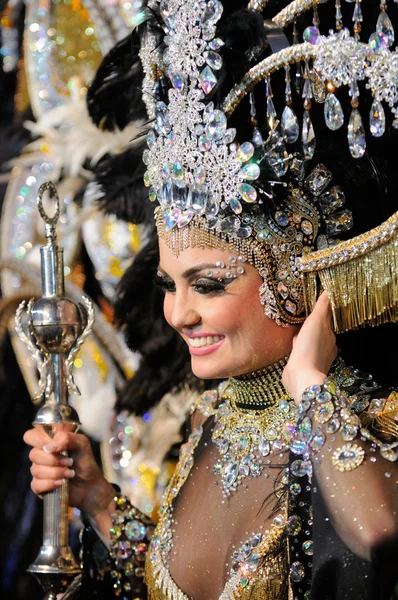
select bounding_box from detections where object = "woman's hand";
[24,427,115,514]
[283,291,338,404]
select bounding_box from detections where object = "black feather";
[86,31,147,131]
[93,143,154,225]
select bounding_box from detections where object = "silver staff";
[15,182,94,599]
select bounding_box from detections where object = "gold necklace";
[228,357,290,408]
[212,358,297,497]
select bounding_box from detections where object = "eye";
[153,274,176,293]
[192,277,228,295]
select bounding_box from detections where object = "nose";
[167,290,201,331]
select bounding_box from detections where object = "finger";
[29,448,74,468]
[41,431,87,455]
[23,428,51,449]
[31,478,65,496]
[30,463,75,481]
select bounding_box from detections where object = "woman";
[24,0,398,598]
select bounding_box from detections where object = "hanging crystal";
[347,108,366,158]
[265,76,277,129]
[352,0,363,39]
[376,5,395,48]
[249,92,263,147]
[324,93,344,130]
[369,99,386,137]
[302,110,316,159]
[281,106,300,143]
[292,21,302,95]
[281,65,299,144]
[301,61,313,101]
[335,0,343,30]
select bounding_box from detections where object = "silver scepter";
[15,182,94,599]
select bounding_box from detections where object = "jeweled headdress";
[137,0,398,331]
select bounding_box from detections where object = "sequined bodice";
[145,385,292,600]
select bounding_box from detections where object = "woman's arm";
[283,293,398,561]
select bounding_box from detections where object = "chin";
[191,356,243,381]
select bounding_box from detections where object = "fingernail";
[43,443,60,454]
[64,469,75,478]
[61,457,73,467]
[54,479,66,486]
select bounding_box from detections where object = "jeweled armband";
[292,379,366,472]
[109,494,155,595]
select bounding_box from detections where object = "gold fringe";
[299,211,398,333]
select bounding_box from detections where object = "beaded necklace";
[210,358,297,497]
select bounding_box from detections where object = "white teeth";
[188,335,223,348]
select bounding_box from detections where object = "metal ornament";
[15,181,94,599]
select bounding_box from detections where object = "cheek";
[163,294,174,327]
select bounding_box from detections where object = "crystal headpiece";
[140,0,398,329]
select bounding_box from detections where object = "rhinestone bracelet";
[109,494,155,595]
[292,378,366,472]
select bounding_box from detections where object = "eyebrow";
[157,263,219,279]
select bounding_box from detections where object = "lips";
[186,334,226,356]
[187,335,224,348]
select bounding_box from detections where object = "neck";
[228,357,290,409]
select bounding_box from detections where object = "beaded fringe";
[299,210,398,333]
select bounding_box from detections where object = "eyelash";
[153,275,228,296]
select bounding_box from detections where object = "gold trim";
[298,211,398,333]
[273,0,321,28]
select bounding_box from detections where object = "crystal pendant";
[156,102,171,135]
[188,185,207,213]
[224,128,236,143]
[281,106,299,143]
[203,50,222,71]
[208,38,224,50]
[171,181,186,207]
[377,9,395,47]
[263,130,288,177]
[266,96,277,126]
[198,66,217,95]
[219,216,240,233]
[164,208,180,231]
[237,142,255,162]
[223,462,239,487]
[178,210,194,228]
[319,186,346,215]
[239,164,260,181]
[324,93,344,131]
[302,110,316,159]
[172,161,184,180]
[238,183,257,203]
[146,130,156,148]
[252,127,263,147]
[201,0,223,26]
[199,134,211,152]
[230,197,243,214]
[369,99,386,138]
[347,108,366,158]
[160,180,172,207]
[303,25,320,44]
[168,69,184,91]
[207,110,227,140]
[194,167,206,185]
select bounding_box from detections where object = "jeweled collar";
[226,357,290,410]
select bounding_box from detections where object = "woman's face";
[157,238,299,379]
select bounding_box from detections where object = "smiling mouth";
[187,335,224,348]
